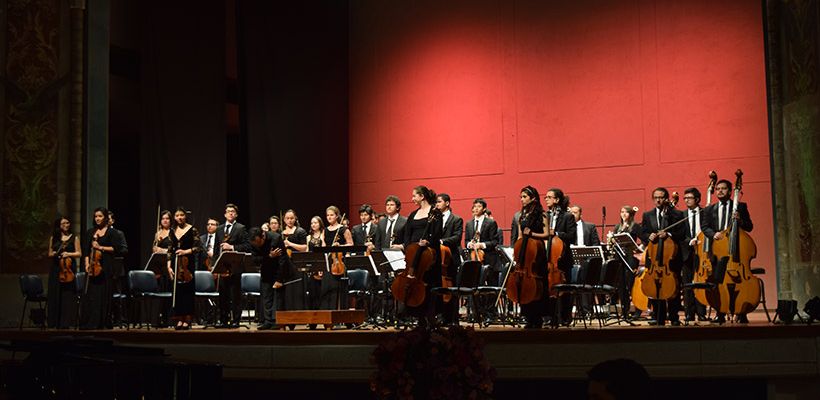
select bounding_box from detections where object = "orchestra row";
[45,170,761,330]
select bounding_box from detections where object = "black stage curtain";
[137,1,227,264]
[237,1,349,227]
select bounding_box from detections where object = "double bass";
[706,169,760,316]
[693,171,718,306]
[504,211,545,306]
[392,211,439,308]
[640,194,684,301]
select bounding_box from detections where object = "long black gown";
[402,208,443,321]
[81,227,126,329]
[47,235,78,329]
[170,227,200,322]
[284,227,308,310]
[320,226,349,310]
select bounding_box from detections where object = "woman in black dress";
[47,216,82,329]
[81,207,126,329]
[514,186,549,329]
[608,205,643,319]
[402,185,443,326]
[167,207,200,330]
[282,209,308,310]
[321,206,353,310]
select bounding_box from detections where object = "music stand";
[290,251,329,312]
[610,233,642,325]
[212,251,251,329]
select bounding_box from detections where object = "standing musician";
[81,207,126,330]
[47,215,82,329]
[639,187,685,326]
[436,193,463,323]
[321,206,353,310]
[607,205,643,319]
[701,179,754,324]
[401,186,443,327]
[268,215,282,234]
[305,216,326,316]
[215,203,251,328]
[681,187,708,322]
[464,199,500,285]
[570,205,601,246]
[514,186,549,329]
[543,188,577,326]
[167,207,200,330]
[248,226,289,330]
[281,209,308,310]
[199,218,219,271]
[377,195,407,250]
[352,204,381,253]
[106,211,129,297]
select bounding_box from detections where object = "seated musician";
[701,179,754,324]
[638,188,685,326]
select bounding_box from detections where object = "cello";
[391,211,439,308]
[706,169,760,316]
[693,170,718,306]
[504,211,545,306]
[640,195,685,301]
[544,209,565,297]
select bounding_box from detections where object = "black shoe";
[710,316,726,324]
[647,320,661,326]
[737,314,749,324]
[523,323,541,330]
[684,314,695,322]
[670,320,681,326]
[257,324,272,330]
[696,314,708,322]
[308,324,317,330]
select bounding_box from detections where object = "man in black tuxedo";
[248,227,289,330]
[215,203,251,328]
[464,199,499,278]
[377,195,407,250]
[435,193,463,323]
[639,187,685,326]
[352,204,381,253]
[701,179,754,324]
[681,188,708,321]
[543,189,577,326]
[569,205,601,246]
[199,218,219,271]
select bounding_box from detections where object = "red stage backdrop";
[349,0,774,303]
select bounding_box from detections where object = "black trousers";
[682,252,707,319]
[218,274,242,324]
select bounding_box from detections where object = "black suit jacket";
[680,207,704,262]
[464,217,499,269]
[214,221,251,259]
[351,222,381,248]
[510,211,522,244]
[701,201,753,239]
[575,221,601,246]
[639,207,685,270]
[251,231,289,284]
[440,212,463,276]
[377,215,407,249]
[547,209,577,271]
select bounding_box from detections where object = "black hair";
[652,187,670,199]
[225,203,239,214]
[385,195,402,211]
[248,226,264,240]
[52,215,70,244]
[684,187,702,201]
[716,179,733,192]
[473,198,488,209]
[437,193,451,203]
[414,185,436,204]
[93,207,110,229]
[547,188,570,210]
[359,204,374,216]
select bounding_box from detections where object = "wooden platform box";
[276,310,365,329]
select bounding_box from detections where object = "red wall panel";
[349,0,775,303]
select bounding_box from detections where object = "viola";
[392,210,439,308]
[57,238,75,283]
[330,214,347,276]
[470,230,485,262]
[694,170,718,306]
[706,169,760,315]
[505,211,545,306]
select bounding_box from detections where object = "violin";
[544,209,566,297]
[391,210,439,307]
[470,230,485,262]
[57,238,75,283]
[707,169,760,316]
[330,213,347,277]
[88,234,103,277]
[504,211,545,306]
[693,170,718,306]
[640,197,683,300]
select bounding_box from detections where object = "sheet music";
[383,249,405,271]
[501,246,514,263]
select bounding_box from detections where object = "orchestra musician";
[681,187,708,322]
[543,188,577,326]
[306,216,326,316]
[215,203,251,328]
[515,186,549,329]
[81,207,126,330]
[377,195,407,250]
[167,207,200,330]
[106,211,129,298]
[281,209,308,310]
[352,204,381,252]
[402,186,443,327]
[569,205,600,246]
[268,215,282,234]
[199,218,219,271]
[701,179,754,324]
[321,206,353,310]
[608,205,643,319]
[464,199,499,285]
[639,187,685,326]
[47,216,81,329]
[436,193,463,323]
[248,226,289,330]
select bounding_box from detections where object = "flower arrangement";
[370,326,496,399]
